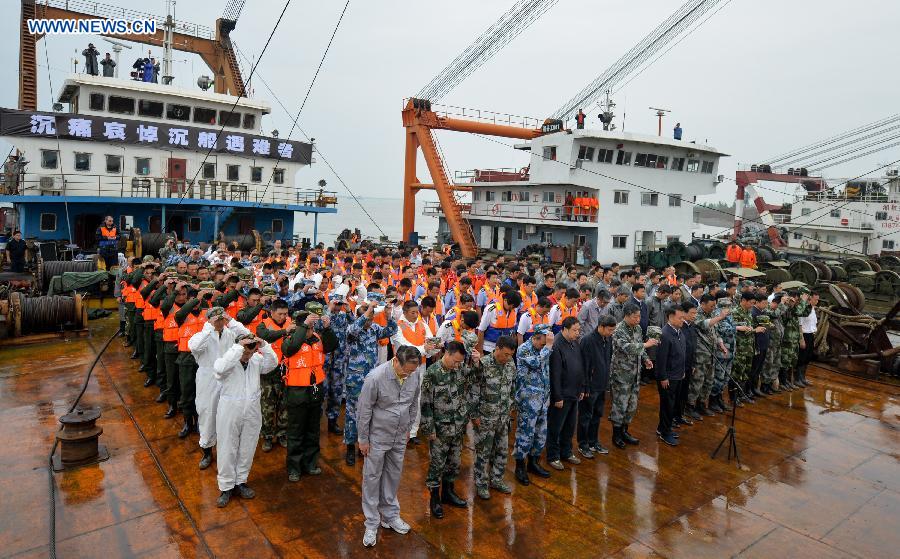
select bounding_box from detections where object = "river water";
[293,196,439,245]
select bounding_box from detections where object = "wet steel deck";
[1,318,898,558]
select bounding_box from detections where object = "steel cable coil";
[219,230,262,253]
[40,260,97,290]
[9,293,86,336]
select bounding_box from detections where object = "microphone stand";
[710,372,747,468]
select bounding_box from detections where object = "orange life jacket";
[484,304,517,343]
[555,297,578,325]
[284,340,326,387]
[373,311,390,346]
[482,284,501,306]
[177,309,206,352]
[99,226,117,240]
[527,308,552,332]
[739,248,757,269]
[519,289,537,312]
[163,304,182,342]
[225,293,246,319]
[247,309,266,335]
[133,280,148,309]
[262,316,293,362]
[422,314,438,337]
[399,319,426,346]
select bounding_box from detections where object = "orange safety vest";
[527,308,551,332]
[133,280,148,309]
[226,293,246,319]
[399,319,426,346]
[422,314,438,337]
[248,309,266,335]
[482,284,501,307]
[726,244,742,263]
[555,297,578,325]
[519,289,537,312]
[284,340,326,387]
[373,311,390,346]
[177,309,206,351]
[484,304,517,342]
[99,226,117,240]
[163,304,181,342]
[739,248,756,269]
[261,316,293,362]
[666,274,677,286]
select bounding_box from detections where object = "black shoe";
[514,459,530,486]
[216,489,231,508]
[656,429,679,439]
[235,483,255,499]
[261,439,273,452]
[699,403,716,417]
[686,405,703,421]
[199,447,213,470]
[753,386,767,398]
[621,425,639,445]
[678,416,694,426]
[306,466,322,475]
[178,418,191,439]
[590,442,610,455]
[708,399,724,413]
[154,392,166,404]
[346,444,356,466]
[527,456,551,478]
[138,364,148,371]
[328,418,344,435]
[164,405,177,419]
[408,436,421,446]
[143,378,154,387]
[442,480,468,507]
[612,425,626,449]
[429,487,444,519]
[131,351,140,359]
[659,433,679,446]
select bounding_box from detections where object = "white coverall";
[213,341,278,492]
[188,319,250,449]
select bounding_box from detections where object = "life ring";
[491,204,500,216]
[801,240,809,249]
[540,206,548,218]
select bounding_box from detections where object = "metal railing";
[801,191,897,204]
[403,99,543,129]
[424,201,598,223]
[2,173,337,208]
[454,168,530,183]
[40,0,216,40]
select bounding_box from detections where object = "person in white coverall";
[212,332,277,507]
[188,306,251,470]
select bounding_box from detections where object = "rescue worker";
[779,290,810,390]
[173,282,216,438]
[96,215,118,269]
[686,295,730,419]
[159,280,189,419]
[731,292,762,405]
[255,299,293,451]
[609,304,657,449]
[477,291,522,353]
[739,246,757,269]
[513,324,552,485]
[709,298,735,413]
[469,335,518,499]
[212,333,278,507]
[324,295,353,436]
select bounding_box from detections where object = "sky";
[2,0,899,233]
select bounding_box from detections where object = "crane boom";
[551,0,726,122]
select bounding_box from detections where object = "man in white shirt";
[796,292,819,387]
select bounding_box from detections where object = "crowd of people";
[115,239,817,547]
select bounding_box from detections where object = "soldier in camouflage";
[731,293,762,405]
[605,287,630,323]
[342,298,397,465]
[469,335,518,500]
[779,290,810,390]
[420,341,477,518]
[609,304,657,449]
[324,296,352,436]
[256,299,293,451]
[687,294,730,420]
[762,294,787,394]
[512,324,552,485]
[709,300,735,413]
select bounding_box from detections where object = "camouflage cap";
[235,332,255,343]
[305,302,325,315]
[198,281,216,289]
[143,255,155,263]
[177,274,192,282]
[262,286,277,296]
[206,306,227,320]
[164,266,177,273]
[717,297,733,307]
[799,286,811,294]
[236,268,254,280]
[532,324,551,336]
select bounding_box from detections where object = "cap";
[198,281,216,289]
[206,306,227,320]
[235,332,255,343]
[532,324,551,336]
[799,286,811,294]
[164,266,177,273]
[262,286,277,296]
[716,297,733,307]
[646,325,663,339]
[236,268,253,279]
[143,255,155,263]
[305,302,324,315]
[330,293,346,303]
[177,274,192,282]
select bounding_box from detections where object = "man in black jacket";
[577,314,615,458]
[675,301,697,427]
[656,305,687,446]
[546,316,585,470]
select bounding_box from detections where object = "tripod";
[710,374,747,467]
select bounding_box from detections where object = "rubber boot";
[729,386,743,407]
[328,417,343,435]
[744,382,756,404]
[612,425,626,449]
[514,459,530,486]
[621,424,639,445]
[178,416,191,439]
[429,487,443,519]
[442,480,467,507]
[708,394,724,414]
[527,455,551,478]
[720,392,733,412]
[699,401,716,417]
[345,444,356,466]
[775,370,787,392]
[199,447,213,470]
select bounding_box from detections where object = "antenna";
[649,107,671,137]
[101,37,132,78]
[161,0,176,85]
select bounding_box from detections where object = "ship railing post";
[313,212,318,246]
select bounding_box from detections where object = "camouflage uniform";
[420,359,472,488]
[689,308,718,405]
[513,338,551,460]
[469,354,516,490]
[712,310,735,396]
[343,314,397,445]
[257,321,290,445]
[608,321,648,427]
[764,305,787,384]
[606,300,625,323]
[325,311,351,422]
[731,305,755,383]
[780,301,810,371]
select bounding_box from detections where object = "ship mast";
[161,0,176,85]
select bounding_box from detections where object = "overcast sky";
[3,0,899,222]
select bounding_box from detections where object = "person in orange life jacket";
[281,302,339,482]
[420,281,445,323]
[173,283,218,438]
[476,271,502,317]
[443,292,475,324]
[392,300,441,444]
[235,288,271,335]
[159,281,190,419]
[96,215,119,269]
[549,288,582,335]
[443,276,474,313]
[517,297,554,345]
[477,291,523,354]
[518,275,539,314]
[144,270,172,403]
[214,273,246,319]
[548,284,567,307]
[396,277,414,304]
[255,299,295,451]
[130,260,156,361]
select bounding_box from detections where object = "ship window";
[138,99,164,118]
[251,166,263,183]
[517,228,524,240]
[686,159,700,172]
[616,151,631,165]
[219,110,241,128]
[40,213,57,232]
[656,156,669,169]
[41,149,59,169]
[120,215,133,230]
[188,217,201,233]
[106,155,122,174]
[135,157,151,175]
[273,169,284,184]
[193,107,217,125]
[473,191,480,201]
[74,152,91,171]
[875,211,888,220]
[634,153,647,167]
[202,162,215,179]
[519,191,530,203]
[166,103,190,121]
[884,240,895,249]
[272,219,284,233]
[501,191,512,202]
[669,193,682,207]
[543,191,555,203]
[598,148,614,163]
[645,154,657,168]
[541,231,553,243]
[89,93,105,111]
[614,190,629,204]
[671,157,685,171]
[801,208,811,217]
[701,161,715,174]
[227,165,239,181]
[666,235,680,243]
[826,234,838,245]
[641,192,658,206]
[612,235,627,249]
[242,113,256,130]
[485,191,496,202]
[577,145,595,161]
[108,95,135,114]
[542,146,557,161]
[793,233,803,240]
[830,209,841,218]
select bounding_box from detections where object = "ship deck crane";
[403,0,731,256]
[19,0,247,111]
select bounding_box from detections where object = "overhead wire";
[40,35,73,243]
[763,112,900,166]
